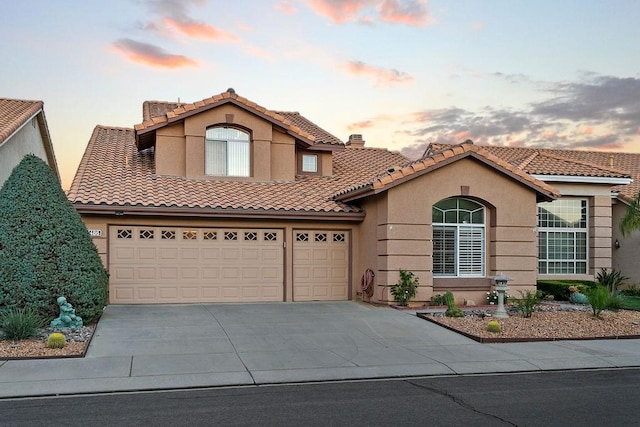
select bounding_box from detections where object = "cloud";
[274,1,298,15]
[344,60,414,85]
[305,0,432,26]
[472,22,485,30]
[111,38,197,68]
[162,17,239,41]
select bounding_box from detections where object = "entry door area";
[109,226,284,303]
[293,230,349,301]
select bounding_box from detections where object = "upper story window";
[205,127,250,177]
[432,198,485,277]
[302,154,318,173]
[537,198,588,275]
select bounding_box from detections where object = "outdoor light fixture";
[489,273,513,319]
[615,239,620,249]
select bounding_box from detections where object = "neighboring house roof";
[67,125,408,218]
[134,89,343,151]
[0,97,59,179]
[427,143,638,202]
[336,141,559,203]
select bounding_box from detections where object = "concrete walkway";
[2,302,640,398]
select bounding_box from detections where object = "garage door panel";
[109,227,283,304]
[293,230,349,302]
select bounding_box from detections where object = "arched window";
[205,127,250,177]
[432,198,485,277]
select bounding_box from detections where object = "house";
[67,88,637,306]
[0,98,59,187]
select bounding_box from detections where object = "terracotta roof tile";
[68,127,408,215]
[0,98,43,145]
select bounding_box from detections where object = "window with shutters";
[432,198,485,277]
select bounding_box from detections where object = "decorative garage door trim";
[109,226,284,304]
[293,230,349,301]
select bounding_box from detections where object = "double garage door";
[109,226,348,304]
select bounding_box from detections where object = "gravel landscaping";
[0,325,95,359]
[419,303,640,342]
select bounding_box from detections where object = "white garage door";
[109,226,284,304]
[293,230,349,301]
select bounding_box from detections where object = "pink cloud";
[344,60,414,85]
[111,38,197,68]
[274,1,298,15]
[472,22,485,30]
[306,0,376,23]
[242,44,274,61]
[378,0,434,26]
[163,17,239,41]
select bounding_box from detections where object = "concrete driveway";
[2,301,640,398]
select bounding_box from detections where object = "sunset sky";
[3,0,640,189]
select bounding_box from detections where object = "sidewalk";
[1,302,640,399]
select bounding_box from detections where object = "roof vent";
[227,88,236,94]
[347,134,365,147]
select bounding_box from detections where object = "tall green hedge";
[0,155,108,322]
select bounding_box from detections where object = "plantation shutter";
[458,226,484,276]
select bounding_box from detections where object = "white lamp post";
[490,273,513,319]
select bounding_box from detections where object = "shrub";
[620,285,640,297]
[596,268,628,296]
[587,285,612,317]
[569,292,589,305]
[46,332,66,349]
[486,290,510,305]
[0,155,108,322]
[390,269,419,307]
[486,321,501,333]
[444,291,464,317]
[537,280,597,301]
[430,294,444,306]
[515,290,542,318]
[1,307,42,340]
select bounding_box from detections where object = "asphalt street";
[2,368,638,426]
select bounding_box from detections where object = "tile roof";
[135,89,343,151]
[67,126,408,216]
[427,143,638,201]
[142,101,183,122]
[335,141,559,202]
[0,98,43,145]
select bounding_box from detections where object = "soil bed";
[418,305,640,343]
[0,325,95,360]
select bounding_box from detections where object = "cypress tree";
[0,155,108,321]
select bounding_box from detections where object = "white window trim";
[301,154,318,173]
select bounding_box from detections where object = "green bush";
[430,294,444,306]
[596,268,628,296]
[537,280,597,301]
[390,269,419,306]
[515,290,542,318]
[620,285,640,297]
[0,155,108,322]
[1,307,42,340]
[444,291,464,317]
[586,285,612,317]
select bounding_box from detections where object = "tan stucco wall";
[0,115,50,187]
[81,214,358,302]
[359,157,539,305]
[612,200,640,285]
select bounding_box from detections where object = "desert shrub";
[390,269,419,306]
[620,285,640,297]
[537,280,597,301]
[430,294,444,306]
[0,155,108,322]
[444,291,464,317]
[569,292,589,305]
[607,294,623,312]
[1,307,42,340]
[587,285,612,317]
[515,290,542,318]
[596,268,628,296]
[486,321,501,333]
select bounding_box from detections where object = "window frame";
[432,198,486,278]
[205,126,251,177]
[537,198,588,275]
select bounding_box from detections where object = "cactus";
[569,292,589,305]
[444,291,464,317]
[486,321,501,333]
[47,332,66,349]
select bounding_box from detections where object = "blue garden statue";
[50,296,83,329]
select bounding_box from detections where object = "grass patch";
[619,296,640,311]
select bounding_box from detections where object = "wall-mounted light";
[615,239,620,249]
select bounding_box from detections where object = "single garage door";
[293,230,349,301]
[109,226,284,303]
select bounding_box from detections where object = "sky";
[3,0,640,190]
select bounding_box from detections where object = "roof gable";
[335,141,559,202]
[134,89,343,151]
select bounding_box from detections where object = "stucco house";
[67,89,638,306]
[0,98,59,187]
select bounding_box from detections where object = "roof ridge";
[538,151,631,176]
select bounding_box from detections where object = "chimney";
[347,134,365,147]
[609,154,614,167]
